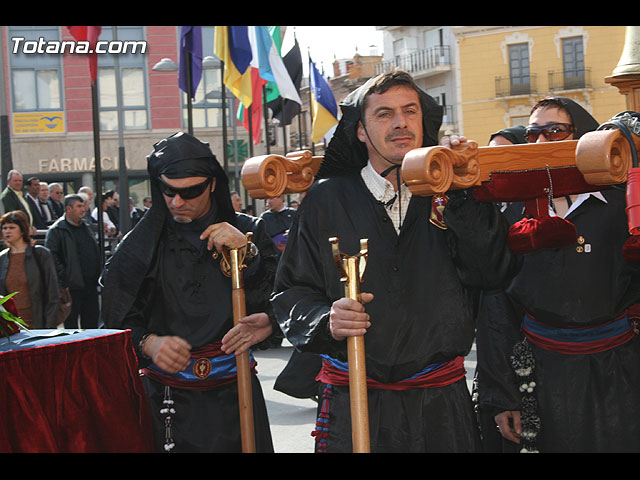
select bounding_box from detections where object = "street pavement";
[253,340,478,453]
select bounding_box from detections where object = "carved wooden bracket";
[241,150,323,199]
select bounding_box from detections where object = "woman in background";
[0,210,59,328]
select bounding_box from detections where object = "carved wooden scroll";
[241,150,323,199]
[403,128,639,197]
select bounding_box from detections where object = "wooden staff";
[216,234,256,453]
[329,237,370,453]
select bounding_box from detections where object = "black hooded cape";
[271,75,514,452]
[476,99,640,452]
[100,132,279,452]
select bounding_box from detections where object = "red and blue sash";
[522,312,635,355]
[312,354,466,452]
[316,354,466,390]
[142,341,256,391]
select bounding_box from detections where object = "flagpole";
[308,52,315,156]
[281,97,287,155]
[248,107,254,158]
[297,111,303,150]
[0,27,13,190]
[221,62,229,176]
[113,26,130,236]
[186,51,193,135]
[91,82,105,266]
[262,85,270,154]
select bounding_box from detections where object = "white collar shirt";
[360,161,412,234]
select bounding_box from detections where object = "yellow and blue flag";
[309,59,338,143]
[214,26,254,108]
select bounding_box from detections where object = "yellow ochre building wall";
[454,26,629,146]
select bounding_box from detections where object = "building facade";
[452,26,629,144]
[1,26,258,208]
[376,26,459,135]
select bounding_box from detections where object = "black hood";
[543,96,600,139]
[317,74,443,179]
[490,125,527,145]
[101,131,235,329]
[147,131,235,225]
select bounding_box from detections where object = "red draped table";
[0,329,153,453]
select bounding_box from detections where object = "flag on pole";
[309,59,338,143]
[66,26,102,84]
[215,26,253,108]
[251,26,301,105]
[237,67,266,145]
[267,37,303,126]
[178,26,203,99]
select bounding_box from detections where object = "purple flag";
[178,26,203,99]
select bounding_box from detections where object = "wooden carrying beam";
[240,128,639,200]
[403,128,637,197]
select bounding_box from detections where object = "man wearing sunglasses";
[101,132,280,452]
[479,97,640,452]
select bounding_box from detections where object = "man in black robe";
[101,132,279,453]
[478,97,640,452]
[271,69,514,452]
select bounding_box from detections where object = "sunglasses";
[525,122,575,143]
[159,177,212,199]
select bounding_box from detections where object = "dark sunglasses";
[525,122,575,143]
[159,177,212,199]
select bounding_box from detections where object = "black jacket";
[44,217,101,290]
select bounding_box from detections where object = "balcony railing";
[495,74,538,97]
[376,46,451,77]
[441,104,455,125]
[548,68,591,91]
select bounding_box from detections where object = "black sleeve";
[270,196,345,358]
[236,214,282,340]
[475,289,524,416]
[443,189,520,290]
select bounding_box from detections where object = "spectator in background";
[0,210,59,328]
[143,196,152,210]
[37,182,55,227]
[78,186,96,225]
[47,183,65,219]
[92,190,117,236]
[259,195,297,253]
[129,197,145,229]
[45,194,101,329]
[24,177,48,230]
[230,191,243,212]
[106,190,120,233]
[0,170,31,226]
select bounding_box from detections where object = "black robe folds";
[478,189,640,452]
[103,210,280,453]
[272,172,513,452]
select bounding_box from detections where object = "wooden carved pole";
[216,234,256,453]
[329,237,370,453]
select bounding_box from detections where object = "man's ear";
[356,121,367,143]
[210,177,217,192]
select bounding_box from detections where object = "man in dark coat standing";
[101,132,279,453]
[271,69,514,452]
[45,194,101,329]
